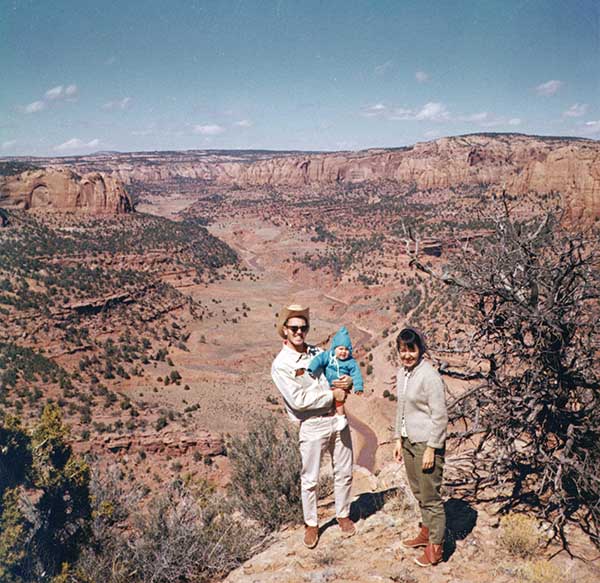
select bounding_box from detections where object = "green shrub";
[0,406,92,582]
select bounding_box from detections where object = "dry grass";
[518,560,575,583]
[498,513,542,558]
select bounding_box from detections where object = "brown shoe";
[401,524,429,548]
[338,516,356,538]
[414,543,443,567]
[303,525,319,549]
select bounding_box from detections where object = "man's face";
[284,317,309,349]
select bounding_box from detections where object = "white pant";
[298,416,353,527]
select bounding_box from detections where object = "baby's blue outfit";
[307,326,364,393]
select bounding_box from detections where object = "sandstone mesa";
[2,134,599,220]
[0,167,133,214]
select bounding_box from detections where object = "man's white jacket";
[271,343,334,423]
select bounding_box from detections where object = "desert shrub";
[498,513,542,558]
[74,473,261,583]
[71,466,140,583]
[228,414,303,530]
[517,560,570,583]
[127,483,262,583]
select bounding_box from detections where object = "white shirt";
[271,343,334,423]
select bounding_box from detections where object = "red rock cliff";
[0,168,132,214]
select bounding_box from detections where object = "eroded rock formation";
[0,167,132,214]
[78,428,225,457]
[5,134,600,219]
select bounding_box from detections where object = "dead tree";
[409,200,600,551]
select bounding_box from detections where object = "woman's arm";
[426,370,448,449]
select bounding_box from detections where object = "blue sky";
[2,0,599,156]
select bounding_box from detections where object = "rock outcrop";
[216,134,600,220]
[77,428,225,457]
[6,133,600,219]
[0,167,132,214]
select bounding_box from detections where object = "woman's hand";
[393,439,403,462]
[422,446,435,470]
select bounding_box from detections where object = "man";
[271,304,355,549]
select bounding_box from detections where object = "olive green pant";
[402,438,445,544]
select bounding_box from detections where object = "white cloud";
[388,107,414,120]
[65,84,78,98]
[105,56,117,65]
[45,84,78,101]
[375,60,394,75]
[414,102,450,121]
[45,85,65,100]
[102,97,132,111]
[364,101,450,122]
[535,79,563,96]
[361,103,388,118]
[462,112,489,123]
[2,140,16,150]
[20,83,78,114]
[415,71,430,83]
[54,138,100,152]
[563,103,588,118]
[458,111,522,128]
[23,100,46,114]
[131,128,154,136]
[582,120,600,135]
[193,124,225,135]
[234,119,253,128]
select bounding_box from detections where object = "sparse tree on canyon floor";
[407,198,600,552]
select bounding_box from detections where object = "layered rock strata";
[5,134,600,219]
[0,168,132,214]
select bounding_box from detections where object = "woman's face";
[398,341,421,370]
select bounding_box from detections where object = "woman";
[393,327,448,567]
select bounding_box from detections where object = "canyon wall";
[0,168,133,214]
[4,133,599,219]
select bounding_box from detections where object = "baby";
[308,326,364,430]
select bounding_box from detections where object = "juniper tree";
[0,405,92,582]
[409,200,600,550]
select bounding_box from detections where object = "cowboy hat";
[277,304,310,339]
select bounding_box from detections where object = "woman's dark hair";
[396,327,425,356]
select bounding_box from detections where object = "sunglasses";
[286,325,309,334]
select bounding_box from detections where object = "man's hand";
[331,375,353,391]
[393,439,403,462]
[332,388,347,402]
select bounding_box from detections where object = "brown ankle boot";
[401,525,429,548]
[414,543,443,567]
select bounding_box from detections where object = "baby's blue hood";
[330,326,353,354]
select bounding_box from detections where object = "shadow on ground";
[443,497,478,560]
[318,489,478,560]
[319,488,392,537]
